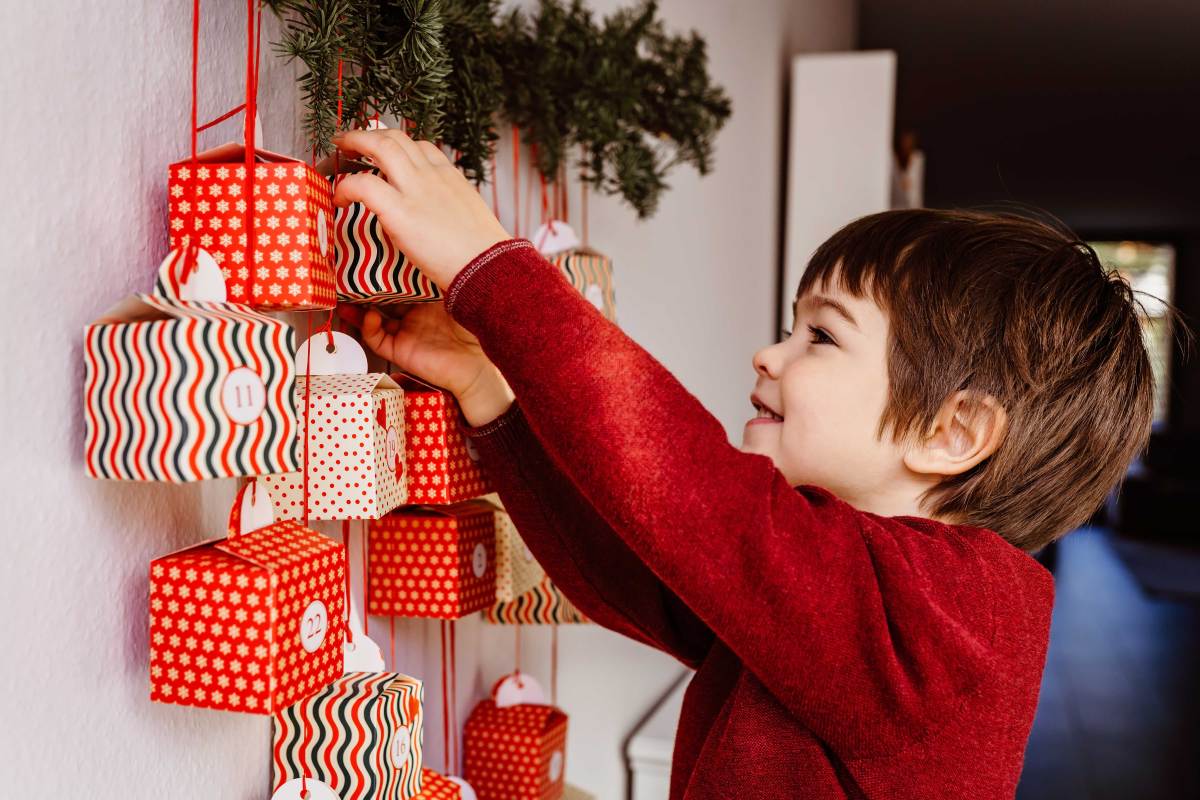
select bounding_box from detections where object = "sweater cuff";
[459,398,531,461]
[443,237,540,322]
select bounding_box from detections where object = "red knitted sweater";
[446,238,1055,799]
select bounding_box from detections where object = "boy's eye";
[808,325,836,345]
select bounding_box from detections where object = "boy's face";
[741,281,910,509]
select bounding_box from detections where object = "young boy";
[332,128,1154,799]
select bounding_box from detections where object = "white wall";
[0,1,855,798]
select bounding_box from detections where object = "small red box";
[367,500,497,619]
[413,770,462,799]
[149,520,345,714]
[464,701,568,800]
[400,377,492,505]
[167,144,337,310]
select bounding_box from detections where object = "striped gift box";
[149,521,345,714]
[368,501,498,619]
[273,671,425,800]
[333,169,443,305]
[494,507,545,603]
[83,293,300,482]
[167,144,337,311]
[483,577,588,626]
[550,249,616,323]
[464,701,568,800]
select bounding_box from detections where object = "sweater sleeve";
[462,400,715,668]
[444,238,1045,758]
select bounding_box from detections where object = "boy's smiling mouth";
[749,393,784,424]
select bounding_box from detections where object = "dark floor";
[1016,528,1200,800]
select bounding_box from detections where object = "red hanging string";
[511,125,521,238]
[361,519,370,638]
[389,616,395,671]
[340,521,353,643]
[581,145,590,248]
[450,618,458,774]
[242,0,258,305]
[302,314,314,527]
[551,623,559,707]
[514,625,521,678]
[561,161,569,225]
[490,153,500,216]
[440,621,451,773]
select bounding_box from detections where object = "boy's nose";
[753,345,783,378]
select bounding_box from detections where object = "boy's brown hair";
[797,209,1155,551]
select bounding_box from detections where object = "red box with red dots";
[464,700,569,800]
[263,373,408,520]
[400,376,493,505]
[366,500,498,619]
[167,143,338,311]
[148,520,345,715]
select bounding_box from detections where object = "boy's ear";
[903,391,1007,478]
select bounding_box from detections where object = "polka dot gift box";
[272,671,425,800]
[399,376,492,505]
[166,143,337,311]
[463,698,569,800]
[148,502,345,715]
[367,500,498,619]
[493,505,545,604]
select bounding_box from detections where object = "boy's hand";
[340,303,515,427]
[331,128,513,289]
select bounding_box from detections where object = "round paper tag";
[317,209,329,256]
[472,543,488,578]
[549,749,564,783]
[238,480,275,535]
[531,221,581,257]
[493,672,546,708]
[158,247,227,303]
[221,367,268,425]
[446,776,478,800]
[344,631,385,673]
[463,433,481,463]
[386,425,400,466]
[584,283,605,313]
[299,600,329,653]
[295,331,369,376]
[390,727,411,767]
[271,778,340,800]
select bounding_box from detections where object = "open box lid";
[299,372,401,396]
[393,372,454,395]
[90,293,277,326]
[171,141,308,167]
[154,521,337,572]
[469,699,567,735]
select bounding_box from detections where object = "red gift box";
[149,516,345,714]
[413,769,462,799]
[464,700,568,800]
[367,500,497,619]
[166,143,337,310]
[400,377,492,505]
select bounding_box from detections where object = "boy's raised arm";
[444,238,1033,758]
[465,398,715,668]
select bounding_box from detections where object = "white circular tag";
[493,673,546,708]
[464,433,481,463]
[295,330,369,376]
[532,221,580,256]
[386,425,400,465]
[472,543,488,578]
[446,776,478,800]
[584,283,605,312]
[158,247,228,303]
[221,367,268,425]
[390,727,411,767]
[343,632,385,673]
[549,750,564,783]
[271,778,340,800]
[317,209,329,256]
[299,600,329,653]
[238,481,275,534]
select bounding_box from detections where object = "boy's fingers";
[415,140,449,167]
[360,308,390,353]
[334,173,409,233]
[337,304,365,332]
[334,129,424,182]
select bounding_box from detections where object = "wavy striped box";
[333,169,442,305]
[483,577,588,626]
[273,671,425,800]
[464,701,568,800]
[550,249,616,323]
[83,294,300,482]
[148,521,345,714]
[368,501,498,619]
[167,144,338,311]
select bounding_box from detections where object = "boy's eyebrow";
[795,294,860,330]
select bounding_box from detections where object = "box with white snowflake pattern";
[166,143,337,310]
[367,500,497,619]
[263,374,407,520]
[400,376,492,505]
[464,700,568,800]
[148,521,345,714]
[412,769,462,799]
